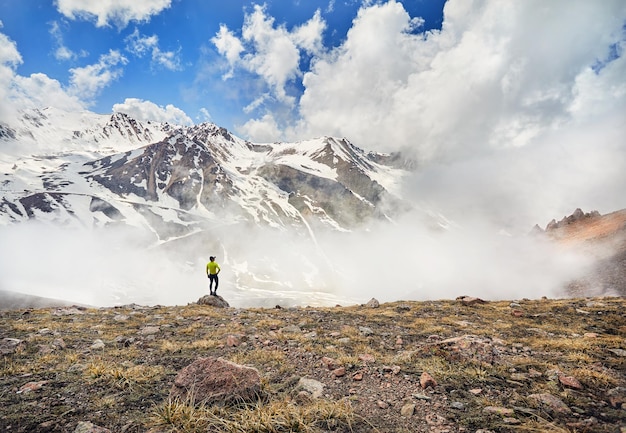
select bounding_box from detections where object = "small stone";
[450,401,465,410]
[503,417,521,425]
[18,381,48,394]
[90,339,105,350]
[377,400,389,409]
[138,326,160,335]
[1,338,24,355]
[401,403,415,417]
[609,348,626,357]
[352,372,363,381]
[298,377,324,399]
[359,326,374,336]
[482,406,514,416]
[558,374,583,390]
[74,421,111,433]
[321,356,338,370]
[528,393,571,414]
[226,335,240,347]
[469,388,483,395]
[73,421,111,433]
[358,353,376,363]
[583,332,598,338]
[420,371,437,389]
[332,367,346,377]
[456,296,487,305]
[366,298,380,308]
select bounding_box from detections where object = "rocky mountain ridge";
[0,108,409,240]
[535,208,626,297]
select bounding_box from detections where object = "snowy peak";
[0,108,410,240]
[1,107,172,155]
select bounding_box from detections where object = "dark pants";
[209,274,219,294]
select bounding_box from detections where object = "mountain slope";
[539,208,626,296]
[1,109,408,238]
[0,108,413,307]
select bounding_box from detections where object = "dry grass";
[0,296,624,433]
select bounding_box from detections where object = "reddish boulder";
[170,357,261,405]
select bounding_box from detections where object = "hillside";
[538,208,626,297]
[1,296,624,432]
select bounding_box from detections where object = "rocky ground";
[0,295,625,433]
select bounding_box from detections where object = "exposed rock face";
[170,357,261,405]
[539,208,626,297]
[1,116,408,235]
[544,208,602,231]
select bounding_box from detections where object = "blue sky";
[1,0,625,225]
[0,0,444,132]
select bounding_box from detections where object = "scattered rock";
[528,393,572,414]
[558,374,583,390]
[18,380,48,394]
[298,377,324,399]
[1,338,24,355]
[321,356,339,370]
[376,400,389,409]
[359,326,374,336]
[366,298,380,308]
[482,406,514,416]
[225,334,240,347]
[138,326,160,336]
[332,366,346,377]
[73,421,111,433]
[401,403,415,416]
[196,295,230,308]
[90,339,105,350]
[609,348,626,357]
[170,357,261,405]
[420,372,437,389]
[358,353,376,363]
[456,296,487,306]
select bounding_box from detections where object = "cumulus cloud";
[113,97,193,125]
[219,0,626,227]
[211,4,327,109]
[125,28,182,71]
[68,50,128,101]
[55,0,172,28]
[0,31,86,122]
[293,0,626,160]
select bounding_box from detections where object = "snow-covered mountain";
[1,107,408,236]
[0,107,413,307]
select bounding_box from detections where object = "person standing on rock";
[206,256,221,296]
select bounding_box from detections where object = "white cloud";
[125,28,182,71]
[212,24,245,71]
[68,50,128,101]
[238,113,281,143]
[197,107,212,123]
[212,4,327,105]
[113,97,193,125]
[295,0,626,163]
[236,0,626,229]
[11,73,86,113]
[0,32,86,122]
[0,32,22,102]
[55,0,172,28]
[291,9,326,55]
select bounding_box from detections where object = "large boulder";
[196,294,230,308]
[170,357,261,405]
